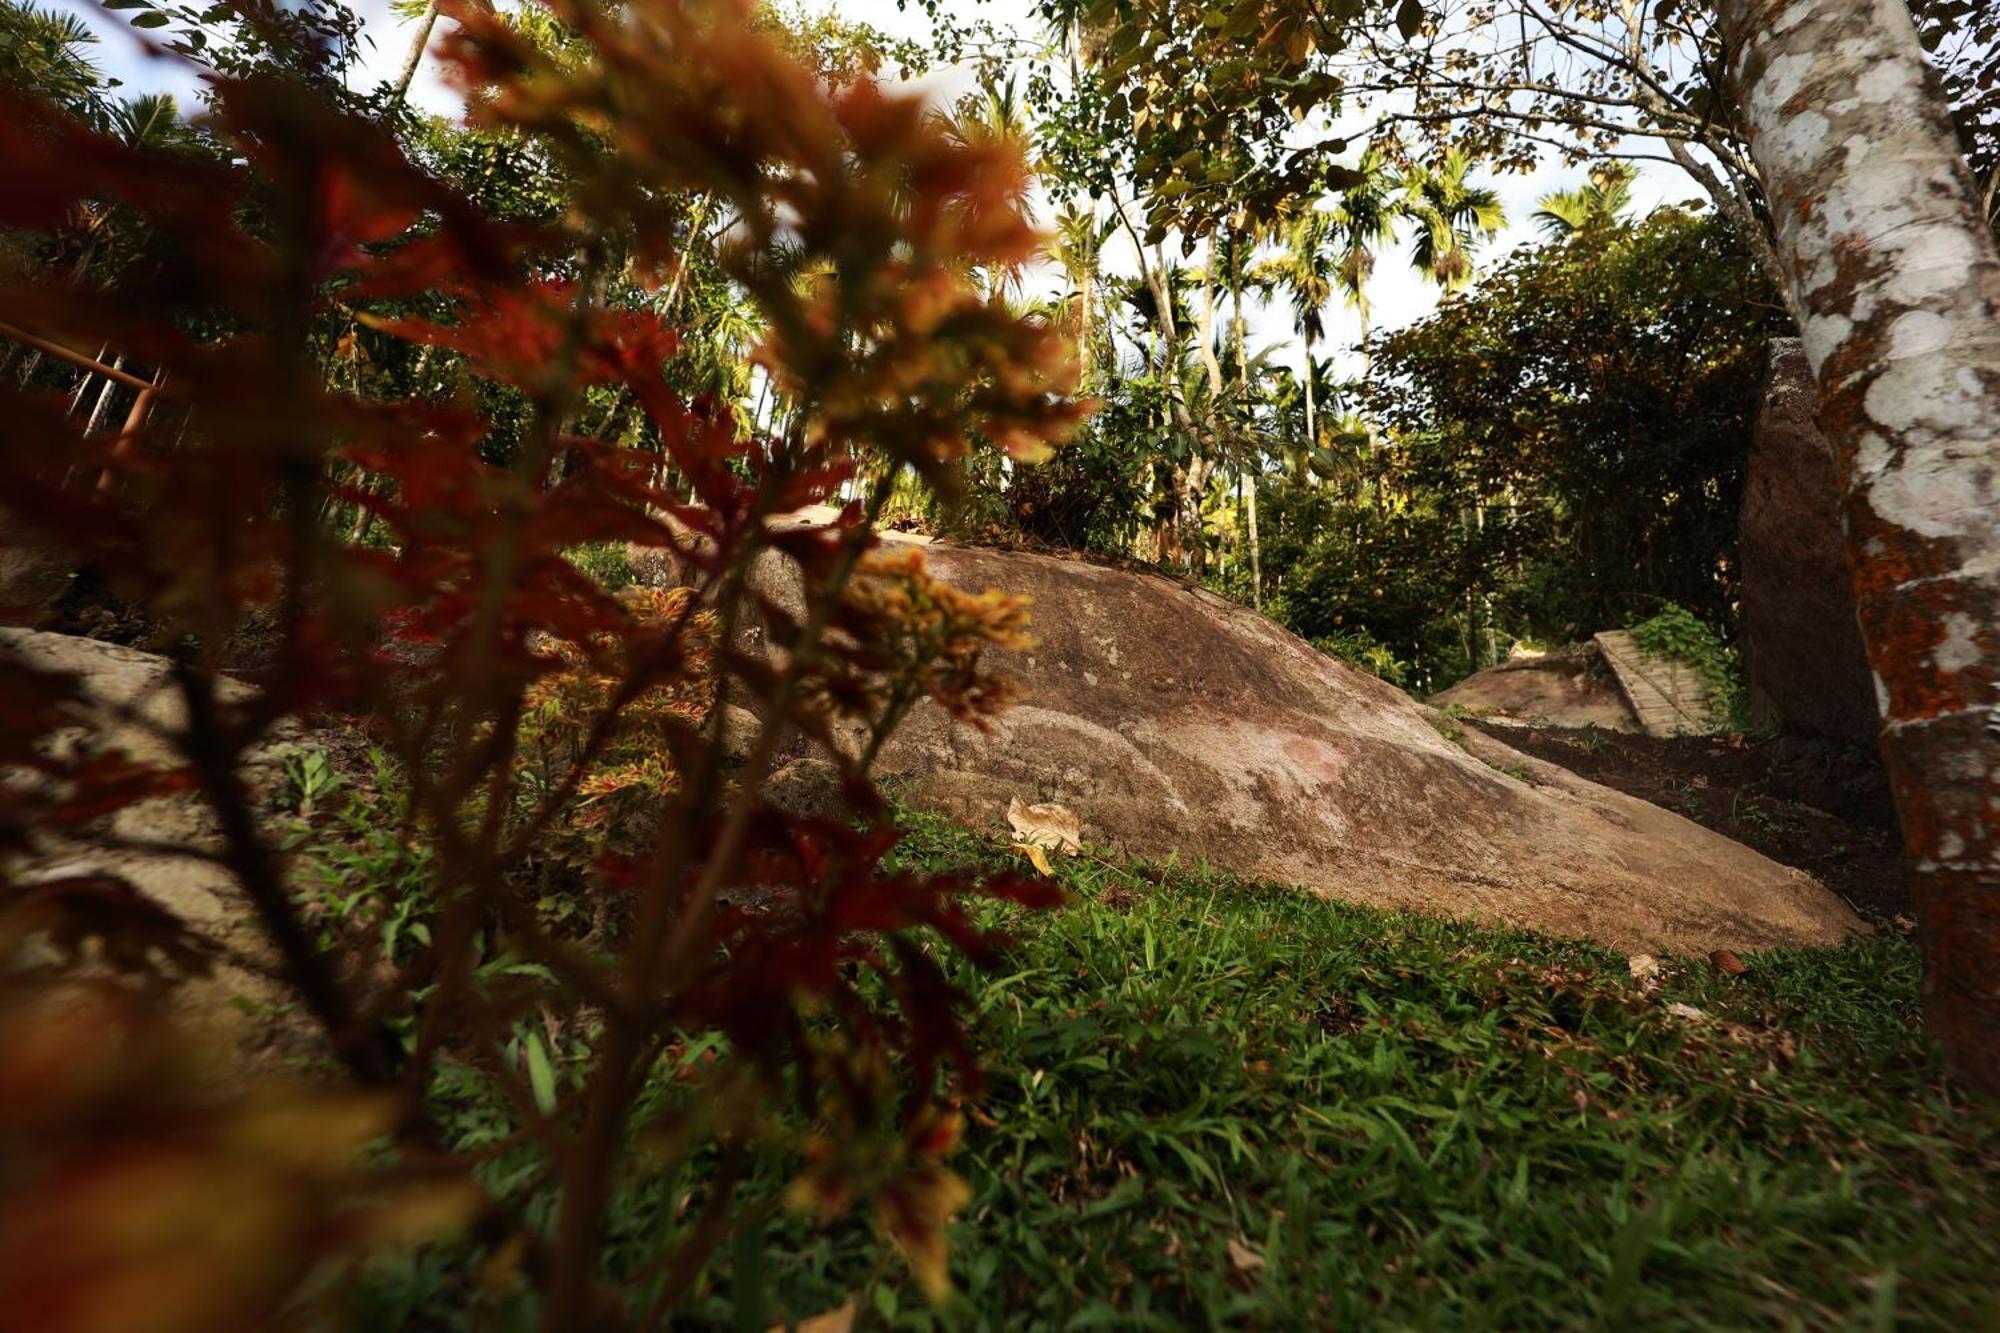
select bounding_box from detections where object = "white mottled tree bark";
[1719,0,2000,1090]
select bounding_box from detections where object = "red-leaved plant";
[0,0,1086,1327]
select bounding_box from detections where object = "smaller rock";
[1,629,301,1054]
[764,758,846,821]
[718,704,764,761]
[1431,646,1639,732]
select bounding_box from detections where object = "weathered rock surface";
[0,538,71,626]
[1739,340,1880,744]
[743,539,1863,957]
[2,628,298,1048]
[1431,648,1640,732]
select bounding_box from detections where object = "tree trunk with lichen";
[1719,0,2000,1091]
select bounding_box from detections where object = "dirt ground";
[1470,719,1909,924]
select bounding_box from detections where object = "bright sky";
[55,0,1702,385]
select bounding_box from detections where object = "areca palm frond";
[109,93,185,150]
[1255,209,1339,343]
[2,0,107,122]
[1050,205,1113,279]
[1329,147,1399,315]
[1400,148,1505,292]
[1532,162,1639,238]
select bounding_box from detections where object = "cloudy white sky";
[55,0,1703,381]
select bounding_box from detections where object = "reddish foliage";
[0,2,1086,1326]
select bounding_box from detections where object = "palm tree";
[1400,148,1506,293]
[1049,206,1115,387]
[386,0,442,106]
[1328,148,1401,380]
[1532,162,1639,239]
[108,92,186,152]
[1256,209,1339,454]
[0,0,107,123]
[931,75,1036,300]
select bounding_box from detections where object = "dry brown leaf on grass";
[1226,1237,1266,1275]
[1008,795,1080,854]
[1710,948,1749,976]
[1627,954,1662,989]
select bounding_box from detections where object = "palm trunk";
[1186,236,1235,576]
[1721,0,2000,1092]
[1108,188,1203,563]
[1230,243,1262,610]
[390,0,442,107]
[659,193,714,318]
[1302,330,1317,477]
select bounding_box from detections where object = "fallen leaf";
[1627,954,1662,988]
[1709,948,1748,976]
[1665,1002,1708,1021]
[1226,1237,1266,1275]
[1892,914,1916,934]
[1012,841,1054,877]
[1007,795,1081,856]
[776,1299,857,1333]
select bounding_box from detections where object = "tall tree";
[1051,205,1114,387]
[1399,148,1506,292]
[1260,210,1338,454]
[1226,224,1270,606]
[1329,148,1401,380]
[386,0,441,107]
[1718,0,2000,1093]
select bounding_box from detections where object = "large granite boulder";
[735,538,1862,958]
[1738,340,1880,744]
[1,629,298,1051]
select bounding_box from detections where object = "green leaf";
[129,10,171,25]
[729,1223,769,1333]
[102,0,151,9]
[523,1033,557,1116]
[1396,0,1425,40]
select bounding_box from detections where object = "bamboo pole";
[0,322,176,397]
[96,370,164,493]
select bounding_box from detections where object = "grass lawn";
[352,809,1998,1331]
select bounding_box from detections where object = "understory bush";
[1630,602,1752,730]
[0,2,1085,1327]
